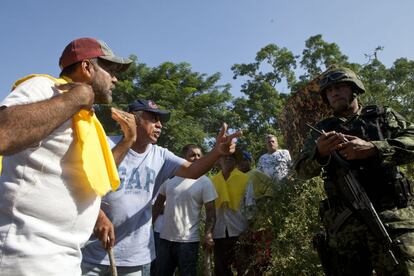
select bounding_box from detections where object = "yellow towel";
[211,168,249,211]
[12,74,120,196]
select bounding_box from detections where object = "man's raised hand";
[55,82,94,110]
[111,108,137,144]
[214,123,243,155]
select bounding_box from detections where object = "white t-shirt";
[257,150,291,182]
[0,77,101,275]
[159,176,217,242]
[82,138,186,266]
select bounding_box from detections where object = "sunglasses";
[319,71,349,88]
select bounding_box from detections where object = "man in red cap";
[0,37,131,275]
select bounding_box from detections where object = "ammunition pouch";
[319,199,353,236]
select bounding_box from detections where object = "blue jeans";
[155,238,199,276]
[81,261,151,276]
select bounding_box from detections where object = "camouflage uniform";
[295,69,414,275]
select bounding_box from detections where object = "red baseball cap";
[59,37,132,71]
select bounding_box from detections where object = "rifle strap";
[329,208,353,235]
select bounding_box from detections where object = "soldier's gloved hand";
[316,131,343,157]
[336,134,378,160]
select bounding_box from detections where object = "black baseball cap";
[127,99,171,122]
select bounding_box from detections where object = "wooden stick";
[107,247,118,276]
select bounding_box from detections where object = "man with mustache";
[82,99,241,276]
[0,37,131,275]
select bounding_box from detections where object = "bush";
[239,176,326,275]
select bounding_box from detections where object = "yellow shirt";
[211,168,249,211]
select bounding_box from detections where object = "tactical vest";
[317,105,413,211]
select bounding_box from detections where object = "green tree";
[293,34,359,91]
[97,57,234,154]
[300,34,350,80]
[231,44,296,159]
[96,35,414,274]
[360,55,414,122]
[231,34,414,274]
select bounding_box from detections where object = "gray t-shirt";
[82,136,186,266]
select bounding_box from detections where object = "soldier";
[294,66,414,275]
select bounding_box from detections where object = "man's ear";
[78,60,94,82]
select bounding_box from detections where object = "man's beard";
[92,82,112,104]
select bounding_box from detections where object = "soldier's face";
[325,83,354,114]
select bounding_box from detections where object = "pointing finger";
[216,123,228,141]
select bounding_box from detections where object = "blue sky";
[1,0,414,101]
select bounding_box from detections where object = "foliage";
[96,56,234,154]
[278,77,331,157]
[299,34,350,82]
[98,34,414,273]
[243,177,326,275]
[230,44,296,160]
[359,57,414,122]
[230,34,414,274]
[229,34,364,160]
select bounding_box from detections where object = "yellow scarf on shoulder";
[0,156,2,175]
[12,74,120,196]
[211,168,249,211]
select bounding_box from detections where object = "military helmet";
[319,67,365,98]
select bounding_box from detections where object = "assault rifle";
[306,123,399,266]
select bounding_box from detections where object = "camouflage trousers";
[321,203,414,275]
